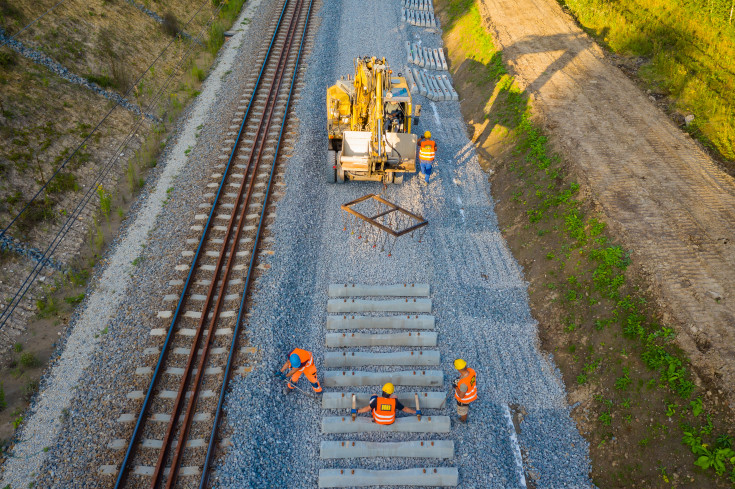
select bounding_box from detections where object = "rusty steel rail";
[113,0,311,486]
[157,0,309,486]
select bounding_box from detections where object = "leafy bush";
[0,48,17,68]
[47,171,79,193]
[161,11,180,37]
[19,352,40,368]
[85,74,115,88]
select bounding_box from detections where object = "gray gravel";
[213,0,593,488]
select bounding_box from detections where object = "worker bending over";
[453,359,477,423]
[353,383,419,424]
[417,130,436,185]
[279,347,322,394]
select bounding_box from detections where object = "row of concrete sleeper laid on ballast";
[406,41,448,71]
[403,0,434,12]
[402,7,439,28]
[403,65,458,102]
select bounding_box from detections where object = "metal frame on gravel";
[341,194,428,237]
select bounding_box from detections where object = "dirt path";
[478,0,735,404]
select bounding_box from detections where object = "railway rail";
[105,0,314,486]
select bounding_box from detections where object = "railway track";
[101,0,314,486]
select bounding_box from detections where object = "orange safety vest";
[372,397,397,425]
[288,348,314,371]
[419,139,436,162]
[454,368,477,404]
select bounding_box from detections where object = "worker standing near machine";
[353,383,419,424]
[452,359,477,423]
[279,347,322,395]
[417,130,436,185]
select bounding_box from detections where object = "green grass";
[559,0,735,161]
[443,0,735,484]
[19,352,39,368]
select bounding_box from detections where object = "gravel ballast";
[212,0,593,488]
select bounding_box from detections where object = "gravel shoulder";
[0,0,270,486]
[478,0,735,406]
[212,0,591,487]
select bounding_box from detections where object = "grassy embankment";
[560,0,735,170]
[438,0,735,487]
[0,0,247,451]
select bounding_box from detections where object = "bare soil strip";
[479,0,735,405]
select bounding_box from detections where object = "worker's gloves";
[416,410,422,417]
[451,379,458,388]
[350,409,357,415]
[276,370,286,379]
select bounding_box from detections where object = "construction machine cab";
[326,57,420,184]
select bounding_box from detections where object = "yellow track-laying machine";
[326,56,421,184]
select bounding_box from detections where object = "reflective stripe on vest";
[454,368,478,403]
[372,397,397,425]
[289,348,313,371]
[419,140,435,162]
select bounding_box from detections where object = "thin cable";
[0,1,223,329]
[10,0,69,39]
[0,0,213,239]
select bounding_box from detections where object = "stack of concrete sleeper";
[318,283,458,488]
[407,66,458,102]
[405,42,448,71]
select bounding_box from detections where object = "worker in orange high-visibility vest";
[452,358,477,423]
[417,130,436,185]
[279,347,322,395]
[354,383,419,424]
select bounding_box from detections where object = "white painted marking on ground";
[503,405,528,489]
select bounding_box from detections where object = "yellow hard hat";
[382,382,395,395]
[454,359,467,370]
[424,131,431,139]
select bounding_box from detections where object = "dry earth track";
[478,0,735,406]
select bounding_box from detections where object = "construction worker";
[417,130,436,185]
[452,359,477,423]
[385,103,403,132]
[279,347,322,395]
[353,383,419,424]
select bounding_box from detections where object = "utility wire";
[10,0,70,39]
[0,0,213,239]
[0,0,223,328]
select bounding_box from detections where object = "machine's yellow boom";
[325,56,420,184]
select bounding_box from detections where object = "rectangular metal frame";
[341,194,428,237]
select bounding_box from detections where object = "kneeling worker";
[353,383,419,424]
[453,359,477,423]
[279,347,322,394]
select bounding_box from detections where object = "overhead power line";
[0,0,213,240]
[10,0,70,39]
[0,0,223,328]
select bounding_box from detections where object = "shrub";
[22,379,39,402]
[161,12,180,37]
[19,352,40,368]
[85,73,114,88]
[0,48,17,68]
[110,59,132,92]
[47,171,79,193]
[0,383,6,411]
[207,22,225,56]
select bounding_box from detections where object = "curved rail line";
[113,0,313,486]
